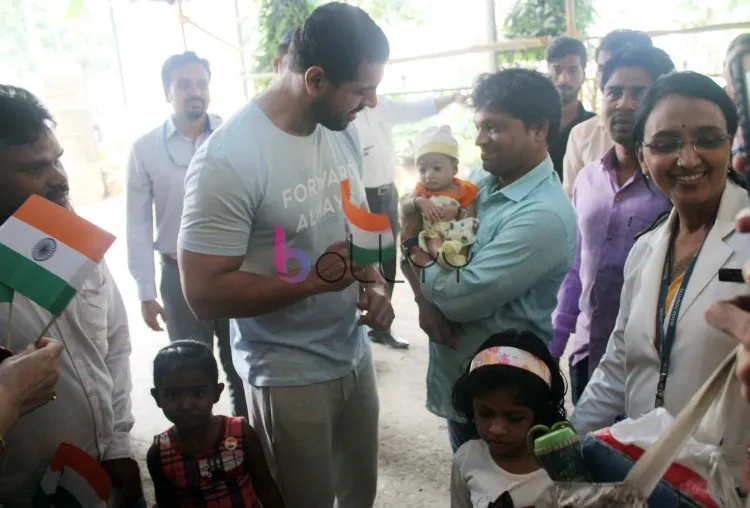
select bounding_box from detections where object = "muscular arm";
[178,146,321,320]
[179,251,318,320]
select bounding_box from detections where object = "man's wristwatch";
[401,237,419,253]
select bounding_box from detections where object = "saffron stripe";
[0,244,76,315]
[11,195,115,261]
[0,217,97,291]
[49,443,112,500]
[340,179,391,232]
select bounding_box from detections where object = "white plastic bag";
[534,348,748,508]
[611,408,719,478]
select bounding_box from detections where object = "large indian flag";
[340,179,396,265]
[0,195,115,315]
[33,443,111,508]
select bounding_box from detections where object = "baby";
[400,125,479,268]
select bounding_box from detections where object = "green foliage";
[500,0,595,64]
[253,0,315,74]
[249,0,423,90]
[0,0,114,76]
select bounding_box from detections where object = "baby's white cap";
[412,125,459,162]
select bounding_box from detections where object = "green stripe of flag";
[0,244,76,315]
[0,282,12,304]
[346,240,397,266]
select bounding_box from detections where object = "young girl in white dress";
[450,329,568,507]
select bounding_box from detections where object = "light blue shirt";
[126,114,222,301]
[420,156,577,420]
[179,101,370,387]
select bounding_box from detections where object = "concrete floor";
[77,196,572,507]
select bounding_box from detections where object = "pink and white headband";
[469,346,552,387]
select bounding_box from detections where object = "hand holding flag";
[0,195,116,349]
[340,179,396,265]
[0,195,115,316]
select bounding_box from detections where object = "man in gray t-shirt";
[178,4,393,507]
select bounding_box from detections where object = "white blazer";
[572,180,750,479]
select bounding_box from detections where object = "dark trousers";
[570,356,590,406]
[447,419,480,453]
[160,256,248,418]
[365,183,400,299]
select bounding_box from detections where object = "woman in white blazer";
[572,71,750,481]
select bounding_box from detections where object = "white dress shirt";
[572,181,750,481]
[126,114,221,301]
[353,96,438,188]
[561,115,613,198]
[0,261,134,503]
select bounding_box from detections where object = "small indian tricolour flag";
[0,195,115,316]
[33,443,111,507]
[340,178,396,265]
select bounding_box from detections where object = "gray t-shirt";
[179,101,369,387]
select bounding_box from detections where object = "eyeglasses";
[641,134,731,155]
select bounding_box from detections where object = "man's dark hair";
[727,33,750,58]
[595,29,653,62]
[161,51,211,89]
[289,2,390,85]
[0,85,56,149]
[546,36,587,67]
[725,33,750,68]
[471,68,562,146]
[600,46,675,91]
[277,27,297,58]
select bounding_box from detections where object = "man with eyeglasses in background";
[125,51,248,419]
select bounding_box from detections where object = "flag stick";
[4,302,12,350]
[34,316,58,346]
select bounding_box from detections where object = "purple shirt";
[550,148,671,371]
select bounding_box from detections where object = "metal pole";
[233,0,249,101]
[177,0,187,51]
[107,0,128,106]
[485,0,498,72]
[565,0,577,36]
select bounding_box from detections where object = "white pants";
[245,351,380,508]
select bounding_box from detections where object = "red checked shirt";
[147,416,259,507]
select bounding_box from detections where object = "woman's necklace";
[669,231,708,283]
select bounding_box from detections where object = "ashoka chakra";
[32,238,57,262]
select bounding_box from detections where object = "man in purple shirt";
[550,46,675,402]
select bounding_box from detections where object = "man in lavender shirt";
[550,46,675,402]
